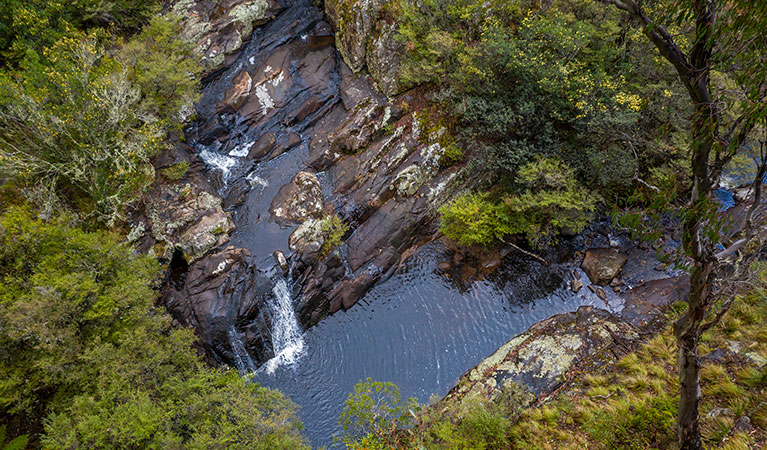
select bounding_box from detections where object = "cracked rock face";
[163,246,273,365]
[323,0,408,96]
[173,0,281,72]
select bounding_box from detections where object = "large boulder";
[323,0,409,96]
[437,307,638,413]
[146,182,234,261]
[270,171,325,222]
[581,248,628,286]
[620,276,690,327]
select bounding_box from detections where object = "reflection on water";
[253,243,606,448]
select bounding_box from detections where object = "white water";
[200,148,237,180]
[262,277,305,374]
[228,326,257,374]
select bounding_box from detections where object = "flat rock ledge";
[436,275,690,415]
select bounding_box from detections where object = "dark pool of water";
[252,243,616,447]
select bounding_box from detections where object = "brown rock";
[221,70,252,111]
[620,276,691,327]
[270,171,324,222]
[247,132,276,159]
[581,248,628,286]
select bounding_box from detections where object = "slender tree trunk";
[675,98,716,450]
[674,260,711,450]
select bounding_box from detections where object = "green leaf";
[4,435,29,450]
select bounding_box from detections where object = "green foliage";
[159,161,191,181]
[586,395,677,450]
[0,426,28,450]
[0,34,161,225]
[0,205,160,419]
[0,0,159,67]
[440,192,504,247]
[0,18,201,225]
[319,214,349,256]
[0,206,309,449]
[397,0,647,187]
[118,15,202,126]
[502,157,598,248]
[440,158,596,248]
[338,379,419,448]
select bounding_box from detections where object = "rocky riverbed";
[124,0,701,446]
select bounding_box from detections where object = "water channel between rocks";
[185,1,669,446]
[252,244,620,447]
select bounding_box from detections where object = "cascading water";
[228,326,257,374]
[262,277,305,374]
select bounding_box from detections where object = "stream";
[252,243,619,447]
[186,0,669,447]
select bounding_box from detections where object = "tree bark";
[674,259,711,450]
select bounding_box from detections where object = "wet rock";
[328,102,394,155]
[596,288,606,300]
[146,182,234,262]
[328,271,377,313]
[172,0,281,72]
[247,132,276,159]
[274,250,288,271]
[163,246,272,364]
[620,276,690,328]
[570,279,583,293]
[581,248,628,286]
[270,171,324,222]
[289,218,325,265]
[328,246,399,313]
[345,196,430,271]
[221,70,252,111]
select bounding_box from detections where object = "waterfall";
[263,277,305,374]
[228,326,257,374]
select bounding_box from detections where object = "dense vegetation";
[339,264,767,449]
[0,13,200,226]
[0,206,308,449]
[0,4,309,448]
[396,0,690,247]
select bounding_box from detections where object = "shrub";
[0,35,162,225]
[439,192,505,247]
[0,0,159,67]
[0,18,201,225]
[440,158,596,248]
[118,15,202,126]
[319,214,349,256]
[0,206,310,449]
[159,161,190,181]
[338,379,419,448]
[501,157,598,248]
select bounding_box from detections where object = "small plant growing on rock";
[319,214,349,256]
[159,161,190,181]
